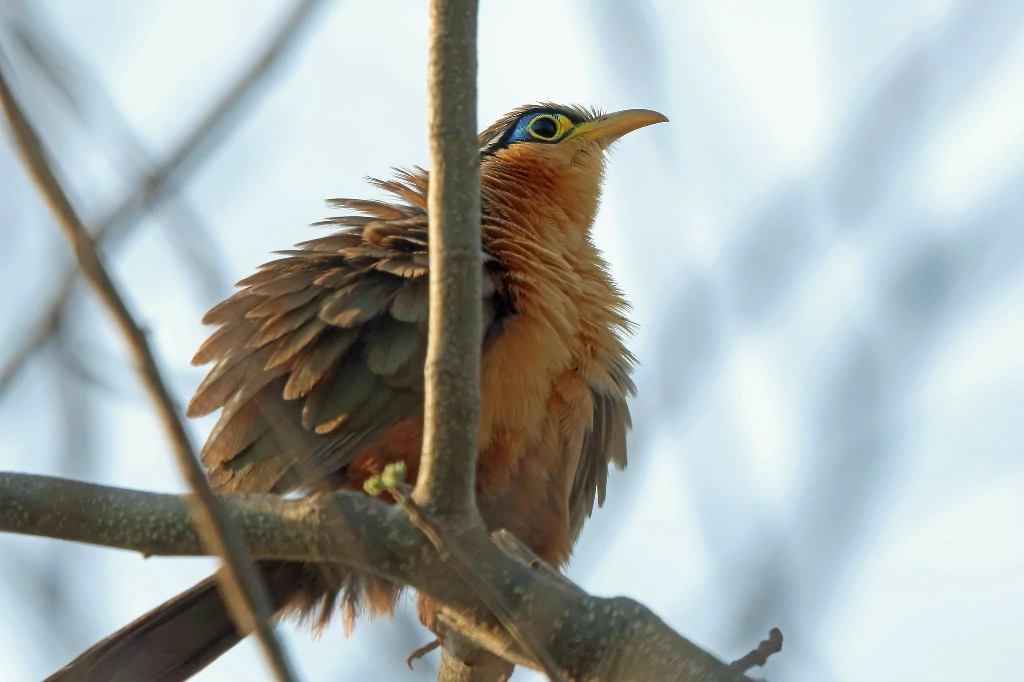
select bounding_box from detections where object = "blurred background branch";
[0,1,336,676]
[0,60,297,682]
[0,0,328,401]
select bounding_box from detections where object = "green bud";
[381,461,407,487]
[363,475,387,496]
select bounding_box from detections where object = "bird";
[48,103,667,681]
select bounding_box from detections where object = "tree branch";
[418,6,527,678]
[0,69,297,682]
[416,0,483,523]
[1,472,771,682]
[0,0,328,400]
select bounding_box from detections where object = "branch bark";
[416,0,483,523]
[0,68,297,682]
[1,472,767,682]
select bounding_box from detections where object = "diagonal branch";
[415,0,483,523]
[0,471,771,682]
[0,0,329,400]
[0,67,297,682]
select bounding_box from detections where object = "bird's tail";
[46,562,305,682]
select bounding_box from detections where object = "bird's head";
[479,104,667,159]
[477,104,667,227]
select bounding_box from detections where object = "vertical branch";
[415,0,483,523]
[414,4,515,679]
[0,67,298,682]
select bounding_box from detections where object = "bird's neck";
[480,155,604,253]
[478,156,631,368]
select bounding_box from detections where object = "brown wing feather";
[191,191,506,495]
[569,369,635,541]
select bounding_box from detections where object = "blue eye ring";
[480,107,588,156]
[528,115,560,141]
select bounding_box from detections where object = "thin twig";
[414,0,483,522]
[0,66,298,682]
[387,479,568,682]
[0,0,328,400]
[729,628,784,673]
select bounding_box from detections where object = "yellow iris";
[527,113,575,141]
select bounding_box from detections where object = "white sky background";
[1,0,1022,680]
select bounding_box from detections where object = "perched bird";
[50,104,666,681]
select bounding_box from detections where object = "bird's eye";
[528,115,560,141]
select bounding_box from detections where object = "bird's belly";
[343,315,593,567]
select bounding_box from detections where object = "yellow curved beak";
[563,109,668,145]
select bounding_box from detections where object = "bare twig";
[0,471,760,682]
[0,68,297,682]
[414,0,483,522]
[729,628,783,673]
[0,0,328,400]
